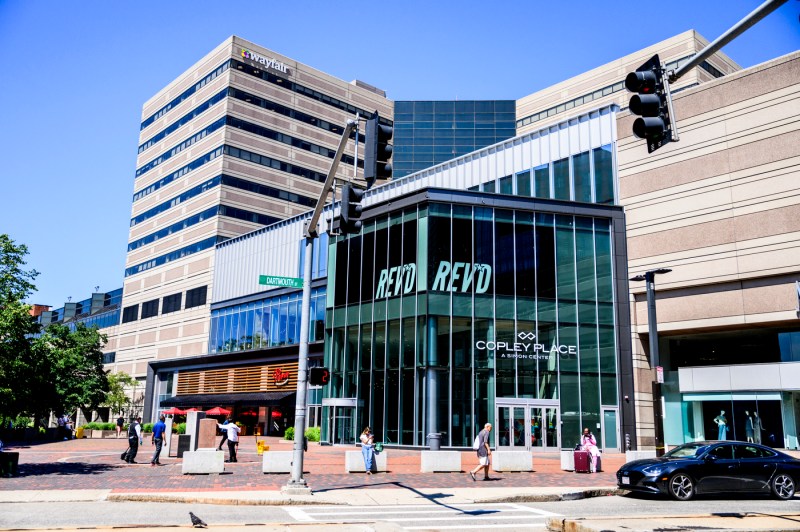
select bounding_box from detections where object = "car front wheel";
[771,473,796,500]
[668,472,695,501]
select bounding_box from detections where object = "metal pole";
[286,230,314,491]
[644,272,665,456]
[670,0,788,83]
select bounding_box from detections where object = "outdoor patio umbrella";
[161,407,186,415]
[204,407,231,416]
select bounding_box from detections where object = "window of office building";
[122,305,139,324]
[140,299,159,319]
[185,286,208,309]
[162,293,182,314]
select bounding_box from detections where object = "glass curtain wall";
[324,201,617,448]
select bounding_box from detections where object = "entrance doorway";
[322,398,360,445]
[496,400,560,451]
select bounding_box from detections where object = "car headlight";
[642,465,664,477]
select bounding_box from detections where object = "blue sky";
[0,0,797,307]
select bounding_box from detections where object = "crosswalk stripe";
[405,523,546,530]
[305,514,555,523]
[282,507,313,522]
[306,508,542,517]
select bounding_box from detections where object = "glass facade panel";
[323,198,620,448]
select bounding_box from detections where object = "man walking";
[217,418,240,462]
[123,417,142,464]
[217,417,230,451]
[469,423,492,481]
[150,414,167,466]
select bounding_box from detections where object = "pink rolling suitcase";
[573,450,590,473]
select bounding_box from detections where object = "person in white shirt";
[217,417,241,462]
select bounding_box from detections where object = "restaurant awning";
[160,391,295,407]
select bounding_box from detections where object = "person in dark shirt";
[150,414,167,466]
[469,423,493,481]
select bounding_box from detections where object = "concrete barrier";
[181,450,224,474]
[262,451,293,473]
[420,451,461,472]
[492,451,533,472]
[345,450,387,473]
[625,450,657,463]
[560,449,575,471]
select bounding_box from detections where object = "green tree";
[104,371,136,416]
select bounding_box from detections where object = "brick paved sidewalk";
[1,436,624,493]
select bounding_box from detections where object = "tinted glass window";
[737,445,775,459]
[140,299,159,319]
[709,444,734,459]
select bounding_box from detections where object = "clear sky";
[1,0,798,307]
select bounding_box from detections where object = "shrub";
[85,422,102,430]
[103,422,116,431]
[14,416,32,428]
[304,427,320,442]
[176,422,186,434]
[142,423,154,433]
[284,427,294,441]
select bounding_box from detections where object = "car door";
[696,444,741,494]
[735,444,777,492]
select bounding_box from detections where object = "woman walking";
[360,427,375,474]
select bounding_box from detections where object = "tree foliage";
[0,234,109,421]
[104,371,136,415]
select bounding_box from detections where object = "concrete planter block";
[262,451,294,473]
[561,449,575,471]
[625,450,657,463]
[181,450,225,474]
[491,451,533,472]
[345,450,387,473]
[90,430,105,439]
[420,450,461,472]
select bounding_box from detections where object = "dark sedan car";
[617,441,800,501]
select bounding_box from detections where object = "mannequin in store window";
[713,410,728,440]
[753,412,765,445]
[745,411,754,443]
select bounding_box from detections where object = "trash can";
[427,433,441,451]
[75,426,85,439]
[256,440,269,455]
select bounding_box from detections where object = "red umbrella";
[185,408,200,412]
[205,407,231,416]
[161,407,186,415]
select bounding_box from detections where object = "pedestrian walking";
[116,415,124,438]
[122,416,142,463]
[469,422,492,481]
[359,427,375,474]
[217,419,240,462]
[217,417,230,451]
[150,414,167,466]
[57,414,66,440]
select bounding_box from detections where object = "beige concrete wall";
[618,51,800,448]
[517,30,740,136]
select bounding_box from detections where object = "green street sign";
[259,275,304,288]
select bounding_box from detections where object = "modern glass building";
[322,187,633,450]
[392,101,516,178]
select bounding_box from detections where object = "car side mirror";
[704,454,717,462]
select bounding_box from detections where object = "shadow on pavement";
[314,480,500,516]
[18,462,118,477]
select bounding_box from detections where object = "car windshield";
[663,442,709,458]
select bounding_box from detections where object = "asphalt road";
[1,493,798,530]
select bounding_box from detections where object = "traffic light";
[363,112,393,188]
[625,54,674,153]
[339,183,364,235]
[309,367,330,386]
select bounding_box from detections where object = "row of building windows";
[141,62,229,130]
[232,59,393,128]
[516,55,725,129]
[121,286,208,324]
[131,173,316,227]
[39,289,124,326]
[469,145,615,205]
[136,117,226,178]
[132,146,224,203]
[128,206,219,251]
[209,288,326,353]
[124,236,224,277]
[139,88,227,153]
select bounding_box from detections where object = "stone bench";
[491,451,533,472]
[182,450,224,474]
[262,450,293,473]
[561,449,575,471]
[420,451,461,472]
[345,450,387,473]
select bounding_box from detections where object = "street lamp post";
[630,268,671,456]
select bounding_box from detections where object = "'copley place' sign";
[476,332,578,360]
[375,261,492,298]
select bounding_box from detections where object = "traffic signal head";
[309,367,330,386]
[364,112,393,188]
[340,183,364,235]
[625,54,674,153]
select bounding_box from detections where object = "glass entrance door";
[330,406,355,445]
[496,402,560,451]
[602,408,619,452]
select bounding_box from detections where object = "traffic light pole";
[669,0,787,83]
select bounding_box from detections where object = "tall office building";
[111,36,392,380]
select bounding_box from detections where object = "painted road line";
[281,507,313,522]
[405,524,545,530]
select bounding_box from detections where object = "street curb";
[545,512,800,532]
[474,487,623,503]
[106,493,343,506]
